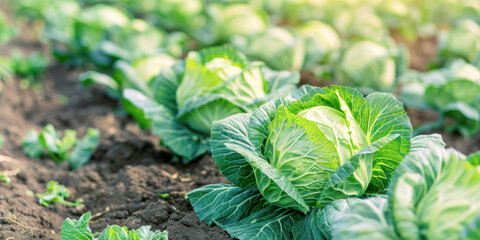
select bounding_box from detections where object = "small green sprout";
[37,181,83,207]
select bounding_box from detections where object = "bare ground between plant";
[0,31,232,239]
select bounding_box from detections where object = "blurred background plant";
[4,0,480,137]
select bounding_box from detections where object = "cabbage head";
[187,85,413,239]
[336,40,408,93]
[333,8,387,42]
[122,45,299,163]
[202,4,267,44]
[232,27,305,71]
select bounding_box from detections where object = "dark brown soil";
[0,6,232,238]
[0,66,232,239]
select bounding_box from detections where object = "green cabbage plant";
[232,27,305,71]
[438,19,480,63]
[187,85,414,239]
[400,59,480,137]
[122,45,299,163]
[329,142,480,240]
[336,40,408,93]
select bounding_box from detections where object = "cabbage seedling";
[61,212,168,240]
[22,125,100,170]
[37,181,83,207]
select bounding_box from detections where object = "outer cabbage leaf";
[291,208,325,240]
[260,67,300,103]
[177,95,245,135]
[112,60,152,97]
[220,207,301,240]
[61,212,94,240]
[409,134,446,153]
[187,184,263,226]
[187,183,302,240]
[122,89,164,129]
[317,198,362,239]
[152,62,184,112]
[211,113,257,189]
[389,148,480,240]
[79,71,120,99]
[80,54,175,99]
[361,92,412,192]
[331,197,399,240]
[151,109,209,163]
